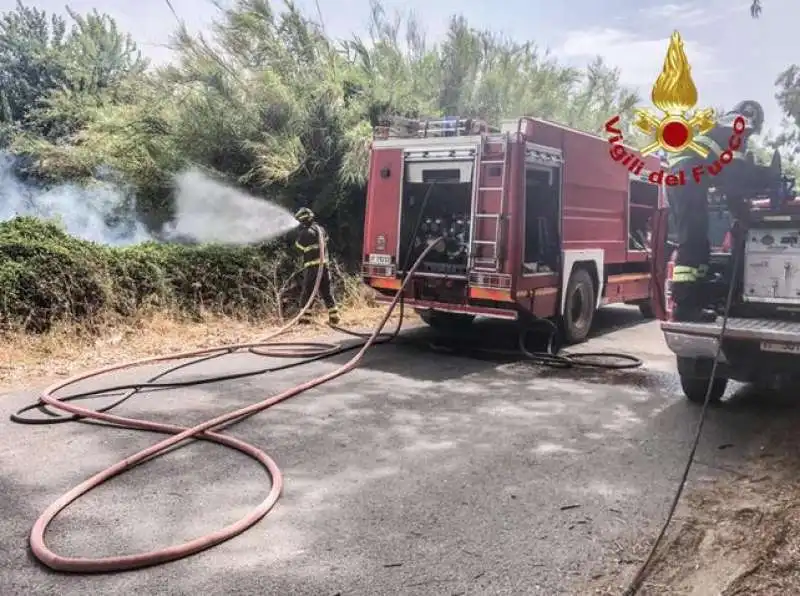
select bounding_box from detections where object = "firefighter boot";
[298,311,313,325]
[671,281,716,323]
[328,307,340,326]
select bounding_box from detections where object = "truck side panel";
[363,148,403,264]
[523,120,625,264]
[561,129,627,264]
[514,118,665,319]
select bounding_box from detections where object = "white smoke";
[163,168,298,245]
[0,154,152,245]
[0,157,297,246]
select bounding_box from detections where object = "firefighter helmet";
[294,207,314,223]
[730,100,764,135]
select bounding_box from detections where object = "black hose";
[424,317,642,369]
[335,182,438,343]
[621,226,743,595]
[9,339,365,425]
[517,318,642,369]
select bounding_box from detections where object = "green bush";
[0,216,340,333]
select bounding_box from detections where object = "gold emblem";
[633,31,715,157]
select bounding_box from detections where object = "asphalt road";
[0,306,790,596]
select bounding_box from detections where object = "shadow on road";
[698,382,800,459]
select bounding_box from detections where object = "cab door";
[648,207,671,320]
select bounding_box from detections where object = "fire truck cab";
[361,116,665,343]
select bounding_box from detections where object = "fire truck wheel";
[679,374,727,404]
[677,357,727,404]
[417,310,475,331]
[561,267,596,344]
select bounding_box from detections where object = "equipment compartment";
[743,226,800,304]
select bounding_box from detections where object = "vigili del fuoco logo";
[603,31,746,186]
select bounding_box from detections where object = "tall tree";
[0,1,68,126]
[0,1,146,139]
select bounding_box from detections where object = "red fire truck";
[361,116,665,343]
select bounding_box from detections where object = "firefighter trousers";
[670,187,711,309]
[299,265,338,322]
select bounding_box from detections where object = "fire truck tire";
[677,357,727,404]
[561,267,596,344]
[417,310,475,331]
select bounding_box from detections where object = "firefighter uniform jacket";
[295,224,327,268]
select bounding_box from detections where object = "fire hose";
[10,231,425,572]
[11,230,643,574]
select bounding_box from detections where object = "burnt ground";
[2,305,800,595]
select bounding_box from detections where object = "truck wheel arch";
[560,250,605,314]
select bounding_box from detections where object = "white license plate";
[368,254,392,265]
[760,341,800,354]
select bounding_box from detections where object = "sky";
[3,0,799,135]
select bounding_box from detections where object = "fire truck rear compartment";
[523,167,560,272]
[398,163,473,276]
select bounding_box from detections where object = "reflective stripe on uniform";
[303,258,322,268]
[672,272,696,282]
[672,265,697,283]
[295,241,319,252]
[328,307,338,314]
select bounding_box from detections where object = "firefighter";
[665,100,765,321]
[293,207,339,325]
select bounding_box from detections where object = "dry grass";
[1,300,420,393]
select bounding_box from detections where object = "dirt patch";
[588,442,800,595]
[1,305,419,393]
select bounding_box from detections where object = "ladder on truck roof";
[469,133,509,272]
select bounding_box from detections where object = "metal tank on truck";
[361,114,666,344]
